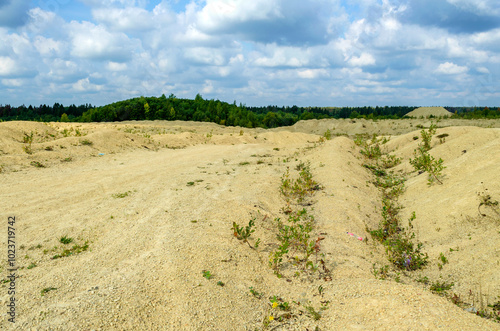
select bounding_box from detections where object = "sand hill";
[405,107,452,118]
[1,118,499,330]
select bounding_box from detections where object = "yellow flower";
[269,316,274,321]
[272,302,279,309]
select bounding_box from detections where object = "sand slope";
[1,119,499,330]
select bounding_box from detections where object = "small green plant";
[61,157,72,162]
[238,161,250,166]
[202,270,212,280]
[45,146,53,151]
[409,146,445,185]
[437,133,449,144]
[112,191,131,198]
[249,287,263,299]
[27,263,37,269]
[303,301,326,321]
[323,129,332,140]
[420,122,437,151]
[186,181,195,186]
[41,287,57,296]
[80,139,93,146]
[52,241,89,259]
[59,236,73,245]
[372,264,390,280]
[216,281,224,287]
[430,281,454,294]
[232,218,257,248]
[30,161,45,168]
[439,252,448,265]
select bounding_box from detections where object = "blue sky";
[0,0,499,107]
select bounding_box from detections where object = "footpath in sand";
[0,118,499,330]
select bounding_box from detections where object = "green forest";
[1,94,499,128]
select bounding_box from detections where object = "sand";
[0,117,499,330]
[404,107,452,118]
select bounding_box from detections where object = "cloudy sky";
[0,0,499,107]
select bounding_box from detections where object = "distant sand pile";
[405,106,452,118]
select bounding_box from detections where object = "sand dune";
[1,118,499,330]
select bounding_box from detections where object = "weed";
[439,252,448,265]
[270,209,317,274]
[216,281,224,287]
[27,263,37,269]
[249,287,263,299]
[41,287,57,296]
[280,163,320,204]
[409,122,445,185]
[430,281,454,294]
[437,133,449,144]
[420,122,437,151]
[30,161,45,168]
[80,139,93,146]
[302,301,327,321]
[202,270,212,280]
[379,154,401,169]
[232,218,257,248]
[449,293,462,305]
[112,191,131,198]
[186,181,195,186]
[61,157,72,162]
[52,241,89,259]
[409,146,445,185]
[372,264,390,280]
[59,236,73,245]
[239,161,250,166]
[323,129,332,140]
[45,146,53,151]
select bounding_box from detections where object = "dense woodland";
[1,94,499,128]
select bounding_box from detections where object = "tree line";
[1,94,499,128]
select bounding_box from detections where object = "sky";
[0,0,499,107]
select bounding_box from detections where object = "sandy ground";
[0,118,499,330]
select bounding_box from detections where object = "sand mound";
[405,106,452,118]
[1,119,499,330]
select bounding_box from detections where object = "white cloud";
[92,7,155,31]
[107,61,127,71]
[349,53,376,66]
[297,69,329,79]
[34,36,62,56]
[0,57,18,76]
[69,21,135,61]
[435,62,469,74]
[1,78,24,87]
[476,66,490,74]
[72,77,103,92]
[197,0,282,31]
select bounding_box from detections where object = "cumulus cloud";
[69,21,136,62]
[349,53,376,67]
[92,7,155,32]
[435,62,469,74]
[196,0,346,45]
